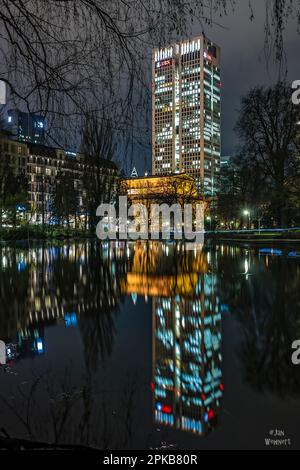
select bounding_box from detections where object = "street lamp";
[206,216,212,231]
[243,210,251,230]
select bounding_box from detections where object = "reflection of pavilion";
[121,242,208,298]
[123,242,223,436]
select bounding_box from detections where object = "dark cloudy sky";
[196,1,299,156]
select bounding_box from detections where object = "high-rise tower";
[152,35,221,196]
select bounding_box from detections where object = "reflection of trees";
[76,243,126,371]
[0,242,126,369]
[0,247,30,340]
[218,247,300,397]
[0,367,140,450]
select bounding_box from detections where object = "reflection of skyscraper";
[122,241,223,437]
[152,271,223,436]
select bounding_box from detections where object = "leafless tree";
[235,82,300,227]
[0,1,297,151]
[80,113,118,231]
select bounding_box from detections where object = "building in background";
[0,136,118,225]
[0,136,27,175]
[27,144,84,224]
[7,109,45,144]
[220,155,232,168]
[27,143,118,224]
[121,173,202,235]
[121,173,198,206]
[152,35,221,196]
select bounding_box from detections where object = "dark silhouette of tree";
[52,169,79,228]
[0,145,28,228]
[81,114,117,232]
[235,82,300,227]
[217,154,271,229]
[76,242,126,371]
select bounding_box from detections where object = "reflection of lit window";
[37,340,44,353]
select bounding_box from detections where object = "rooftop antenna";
[131,166,138,178]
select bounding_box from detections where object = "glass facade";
[152,36,221,196]
[7,109,45,144]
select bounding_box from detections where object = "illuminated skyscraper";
[152,35,221,195]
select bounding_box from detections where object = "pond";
[0,240,299,450]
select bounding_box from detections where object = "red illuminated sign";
[156,59,172,68]
[162,404,172,414]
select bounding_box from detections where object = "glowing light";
[37,340,44,354]
[162,404,172,414]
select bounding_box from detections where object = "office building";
[220,155,232,168]
[152,35,221,196]
[0,136,118,224]
[7,109,45,144]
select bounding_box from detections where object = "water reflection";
[122,242,223,437]
[1,241,300,448]
[218,244,300,397]
[0,242,126,370]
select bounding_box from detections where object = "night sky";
[202,2,299,156]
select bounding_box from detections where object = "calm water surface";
[0,240,300,450]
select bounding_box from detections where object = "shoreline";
[1,234,300,249]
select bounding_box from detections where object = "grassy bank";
[206,229,300,245]
[2,226,300,244]
[0,225,94,242]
